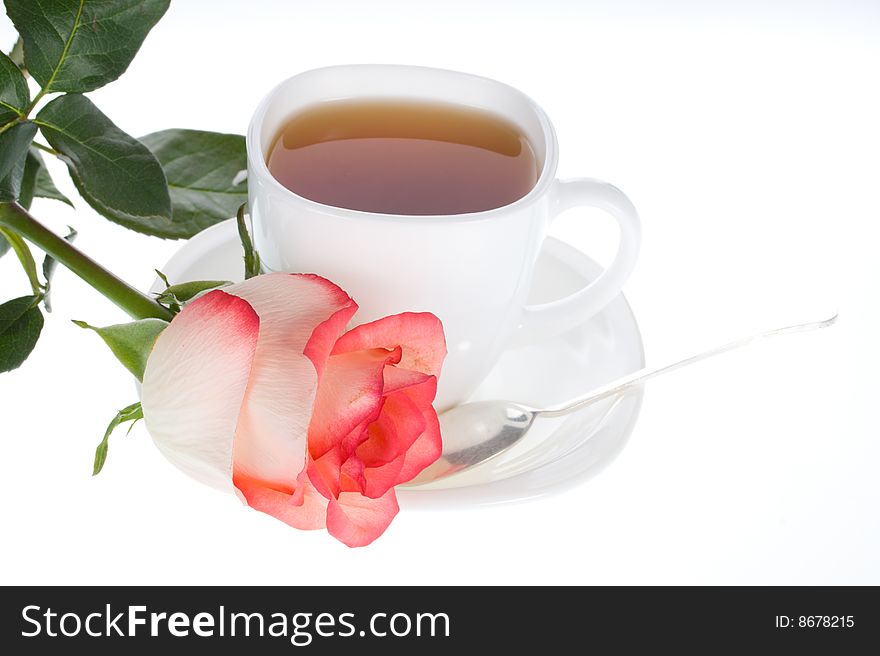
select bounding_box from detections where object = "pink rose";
[141,273,446,547]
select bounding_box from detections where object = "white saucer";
[153,219,645,509]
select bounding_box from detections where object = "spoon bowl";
[415,401,538,482]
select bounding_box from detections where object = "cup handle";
[514,178,641,346]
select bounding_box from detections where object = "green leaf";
[92,438,108,475]
[0,227,43,296]
[0,50,28,123]
[41,226,77,311]
[154,269,170,289]
[0,295,44,373]
[237,203,261,279]
[17,148,74,211]
[26,147,74,207]
[0,153,26,207]
[73,317,167,381]
[0,126,38,260]
[93,401,142,476]
[140,129,248,239]
[36,94,172,235]
[6,0,170,94]
[0,121,37,200]
[156,279,231,308]
[17,149,38,210]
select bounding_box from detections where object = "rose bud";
[141,273,446,547]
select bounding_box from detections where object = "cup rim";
[246,64,559,223]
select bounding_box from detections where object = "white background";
[1,0,878,584]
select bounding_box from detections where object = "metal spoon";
[409,313,838,485]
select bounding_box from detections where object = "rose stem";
[0,202,173,321]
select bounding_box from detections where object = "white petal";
[142,291,259,490]
[225,273,355,490]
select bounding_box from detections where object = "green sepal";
[73,318,168,381]
[93,402,143,475]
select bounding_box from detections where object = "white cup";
[247,65,640,409]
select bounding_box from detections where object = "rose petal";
[359,387,441,494]
[382,372,443,483]
[395,408,442,484]
[331,312,446,377]
[227,273,352,356]
[362,457,407,499]
[307,347,402,459]
[307,447,344,499]
[357,392,426,467]
[359,421,409,498]
[381,366,432,395]
[384,367,438,407]
[142,290,258,490]
[226,273,354,492]
[357,411,399,468]
[304,299,358,379]
[233,467,327,530]
[339,456,367,494]
[326,489,400,547]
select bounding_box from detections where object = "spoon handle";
[537,313,838,418]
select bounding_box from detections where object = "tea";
[266,100,539,215]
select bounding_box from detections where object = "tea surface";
[267,100,539,215]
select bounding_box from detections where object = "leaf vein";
[40,0,86,92]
